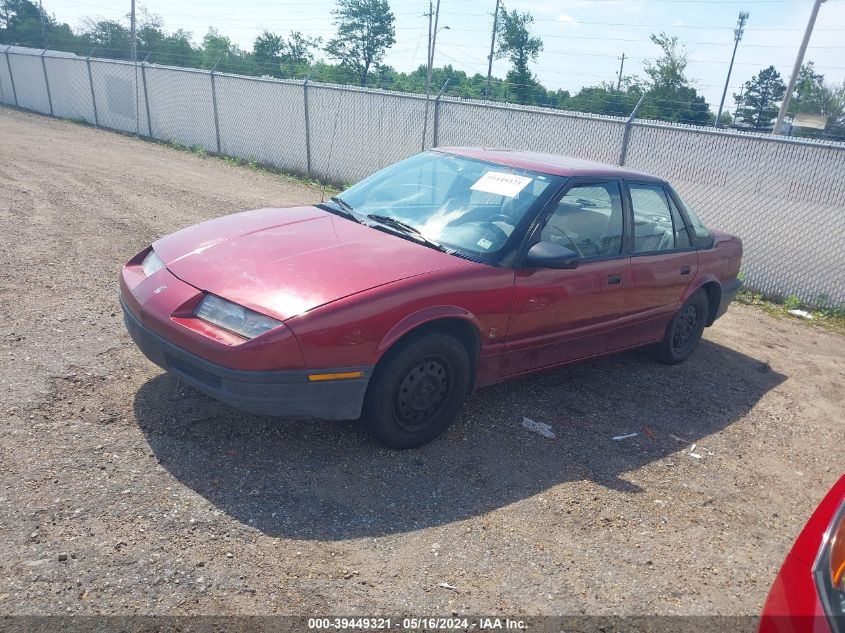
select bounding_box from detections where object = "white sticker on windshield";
[477,237,493,250]
[470,171,532,198]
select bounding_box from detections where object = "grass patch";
[51,113,342,195]
[737,273,845,335]
[156,139,338,194]
[61,116,94,126]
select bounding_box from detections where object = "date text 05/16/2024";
[307,617,527,630]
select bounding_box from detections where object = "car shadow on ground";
[133,339,784,540]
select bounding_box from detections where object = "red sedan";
[120,148,742,447]
[760,476,845,633]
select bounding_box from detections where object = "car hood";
[153,206,470,321]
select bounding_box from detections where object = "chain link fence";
[1,45,843,304]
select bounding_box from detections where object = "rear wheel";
[362,332,471,449]
[653,289,709,365]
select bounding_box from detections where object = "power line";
[435,10,841,32]
[445,27,845,49]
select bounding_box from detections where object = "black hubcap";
[672,304,699,352]
[394,357,450,431]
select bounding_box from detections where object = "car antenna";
[321,106,343,203]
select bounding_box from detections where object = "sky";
[41,0,845,115]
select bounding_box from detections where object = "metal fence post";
[209,56,223,154]
[3,46,18,107]
[40,49,54,116]
[303,71,313,178]
[85,48,99,126]
[140,51,152,137]
[618,92,646,166]
[432,78,451,149]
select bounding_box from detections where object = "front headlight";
[141,250,165,277]
[194,294,282,339]
[815,499,845,633]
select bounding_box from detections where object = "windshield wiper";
[331,196,354,212]
[366,214,448,252]
[366,214,421,235]
[321,196,361,223]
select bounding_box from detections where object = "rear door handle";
[608,273,622,285]
[680,266,691,275]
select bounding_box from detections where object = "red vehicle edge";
[759,475,845,633]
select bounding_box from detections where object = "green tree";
[734,65,786,129]
[0,0,43,46]
[820,81,845,139]
[639,32,711,125]
[199,27,249,73]
[326,0,395,86]
[253,30,320,78]
[80,18,130,57]
[1,0,86,51]
[135,8,164,50]
[252,30,283,69]
[643,33,688,92]
[790,61,824,114]
[130,9,197,65]
[281,31,320,77]
[495,8,543,104]
[786,65,845,140]
[153,29,199,67]
[644,84,710,124]
[566,82,644,117]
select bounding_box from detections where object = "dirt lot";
[0,106,843,617]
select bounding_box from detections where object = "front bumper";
[122,299,372,420]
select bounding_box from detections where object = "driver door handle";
[608,273,622,285]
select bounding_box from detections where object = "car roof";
[435,147,663,182]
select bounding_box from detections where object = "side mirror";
[524,241,579,269]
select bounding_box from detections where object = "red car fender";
[376,304,485,358]
[681,271,722,305]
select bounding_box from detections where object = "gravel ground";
[0,106,843,617]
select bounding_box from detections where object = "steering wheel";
[544,225,582,256]
[475,222,510,248]
[486,213,514,225]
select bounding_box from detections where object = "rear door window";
[629,183,691,253]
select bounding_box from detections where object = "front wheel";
[652,289,709,365]
[361,332,471,449]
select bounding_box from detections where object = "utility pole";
[130,0,137,63]
[421,0,444,150]
[616,52,625,91]
[39,0,47,48]
[425,0,433,92]
[485,0,501,98]
[716,11,748,128]
[773,0,826,135]
[130,0,139,136]
[426,0,442,96]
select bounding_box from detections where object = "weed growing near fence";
[157,139,338,195]
[736,273,845,334]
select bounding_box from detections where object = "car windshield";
[335,151,560,261]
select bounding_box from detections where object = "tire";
[652,289,709,365]
[361,332,471,449]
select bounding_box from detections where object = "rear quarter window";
[669,188,713,249]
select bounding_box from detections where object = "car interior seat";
[542,202,611,256]
[634,221,671,252]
